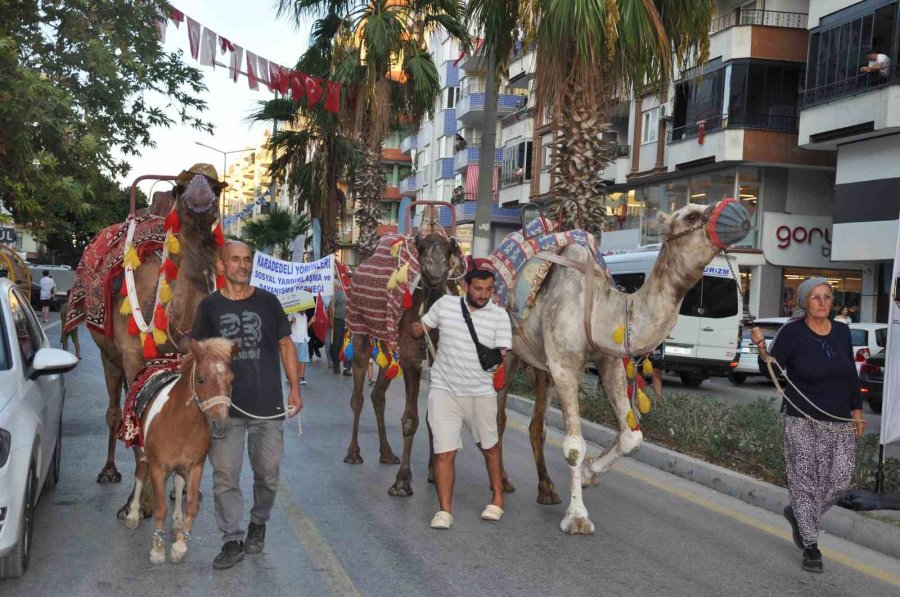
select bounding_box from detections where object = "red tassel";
[216,274,226,289]
[120,280,128,297]
[154,304,168,330]
[161,258,178,281]
[127,316,140,336]
[338,347,345,362]
[164,210,181,233]
[142,333,158,358]
[212,223,225,248]
[493,363,506,391]
[636,375,645,389]
[626,384,634,399]
[402,287,413,310]
[385,363,399,380]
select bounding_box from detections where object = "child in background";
[290,310,311,385]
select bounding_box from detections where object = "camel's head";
[173,163,226,232]
[412,229,464,289]
[186,338,236,439]
[658,199,750,261]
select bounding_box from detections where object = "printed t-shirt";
[421,295,512,397]
[193,288,291,418]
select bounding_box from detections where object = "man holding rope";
[193,240,302,570]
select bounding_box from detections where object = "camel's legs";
[170,466,201,564]
[370,367,399,464]
[149,465,168,565]
[388,355,423,497]
[532,369,561,505]
[344,334,371,464]
[582,356,643,486]
[495,353,519,493]
[171,474,185,531]
[548,358,595,535]
[98,347,125,483]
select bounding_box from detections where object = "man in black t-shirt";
[193,240,301,570]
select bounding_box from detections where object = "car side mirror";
[29,347,78,380]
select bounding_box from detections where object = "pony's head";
[412,229,463,289]
[173,163,226,233]
[186,337,236,438]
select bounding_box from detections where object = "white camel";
[498,200,750,534]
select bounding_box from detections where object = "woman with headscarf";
[751,277,866,574]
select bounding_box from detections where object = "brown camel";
[89,166,225,483]
[496,200,750,534]
[344,228,464,497]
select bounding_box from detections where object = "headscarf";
[792,276,831,318]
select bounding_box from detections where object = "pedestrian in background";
[39,269,55,323]
[58,291,80,359]
[833,306,852,324]
[329,279,347,374]
[290,310,311,385]
[411,260,511,530]
[752,276,865,574]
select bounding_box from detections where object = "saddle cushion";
[118,356,183,449]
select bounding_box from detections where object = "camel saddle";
[118,357,182,449]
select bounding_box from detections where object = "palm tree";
[276,0,469,259]
[241,205,310,259]
[467,0,713,234]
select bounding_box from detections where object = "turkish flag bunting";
[219,36,234,53]
[154,15,167,43]
[246,51,259,90]
[199,28,217,68]
[229,44,243,82]
[269,63,290,95]
[187,17,201,59]
[324,81,341,113]
[304,74,323,106]
[168,8,184,25]
[257,56,271,90]
[290,71,305,103]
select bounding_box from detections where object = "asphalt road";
[3,326,900,596]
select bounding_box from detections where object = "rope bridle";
[185,361,232,413]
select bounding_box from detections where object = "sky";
[122,0,311,197]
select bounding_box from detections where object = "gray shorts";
[427,387,498,453]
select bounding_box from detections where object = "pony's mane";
[197,337,235,362]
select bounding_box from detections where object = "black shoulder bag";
[460,298,503,372]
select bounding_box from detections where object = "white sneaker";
[300,378,307,385]
[430,511,453,529]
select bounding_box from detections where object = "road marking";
[505,419,900,588]
[276,480,361,597]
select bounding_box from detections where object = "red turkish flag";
[312,292,328,342]
[304,74,323,106]
[246,51,259,90]
[698,121,706,145]
[324,81,341,113]
[290,71,305,103]
[187,17,201,60]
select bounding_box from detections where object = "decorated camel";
[65,164,226,483]
[492,199,750,534]
[342,202,464,496]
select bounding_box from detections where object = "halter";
[186,361,232,413]
[659,205,713,244]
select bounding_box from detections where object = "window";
[541,143,552,171]
[445,86,460,110]
[8,288,43,368]
[641,108,659,144]
[680,276,739,318]
[500,140,533,187]
[611,273,646,294]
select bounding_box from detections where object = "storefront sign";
[0,228,16,244]
[761,213,834,268]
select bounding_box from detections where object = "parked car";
[28,282,61,312]
[847,323,887,372]
[728,325,778,384]
[0,278,78,578]
[859,349,885,414]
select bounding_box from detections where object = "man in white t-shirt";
[411,260,512,530]
[861,49,891,82]
[38,270,56,323]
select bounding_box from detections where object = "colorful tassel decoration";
[402,287,413,310]
[376,351,389,369]
[165,233,180,256]
[159,279,173,304]
[127,316,140,336]
[120,280,128,297]
[212,223,225,248]
[154,304,168,330]
[493,363,506,391]
[338,346,345,362]
[626,384,634,399]
[216,274,226,289]
[396,263,409,285]
[142,333,158,358]
[387,270,399,291]
[372,345,379,359]
[390,240,403,257]
[637,390,651,414]
[123,245,141,269]
[152,328,167,346]
[385,362,400,380]
[161,258,178,281]
[626,410,638,430]
[343,342,355,362]
[612,326,625,345]
[625,361,635,380]
[119,299,132,316]
[642,358,654,376]
[164,209,181,233]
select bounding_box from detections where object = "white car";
[0,279,78,578]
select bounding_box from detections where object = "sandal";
[430,511,453,529]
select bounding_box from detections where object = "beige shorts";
[427,387,498,454]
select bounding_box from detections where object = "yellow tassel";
[390,241,402,257]
[152,328,167,345]
[119,299,132,316]
[139,331,147,345]
[165,233,180,256]
[124,245,141,269]
[457,285,465,297]
[612,326,625,345]
[626,410,637,429]
[396,263,409,285]
[637,390,651,414]
[159,279,173,304]
[625,361,635,380]
[376,351,389,368]
[642,358,654,376]
[387,270,399,291]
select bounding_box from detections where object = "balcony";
[801,68,899,109]
[400,174,417,197]
[455,39,485,72]
[454,146,502,173]
[507,46,536,89]
[498,181,531,206]
[667,112,799,144]
[456,85,528,126]
[709,8,807,35]
[400,134,417,155]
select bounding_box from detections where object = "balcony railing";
[667,112,799,143]
[801,68,897,108]
[709,9,807,35]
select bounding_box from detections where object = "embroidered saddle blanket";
[489,219,609,320]
[345,234,421,350]
[65,216,167,337]
[118,357,183,449]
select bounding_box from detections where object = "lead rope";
[763,356,857,424]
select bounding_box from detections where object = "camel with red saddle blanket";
[65,164,227,484]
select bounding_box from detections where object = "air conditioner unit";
[660,101,674,120]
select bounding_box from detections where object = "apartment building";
[798,0,900,320]
[221,131,274,238]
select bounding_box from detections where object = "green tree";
[0,0,210,235]
[241,205,310,259]
[467,0,713,236]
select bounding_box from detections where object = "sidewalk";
[506,392,900,561]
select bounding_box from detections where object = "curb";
[506,393,900,560]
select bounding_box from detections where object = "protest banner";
[250,251,335,296]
